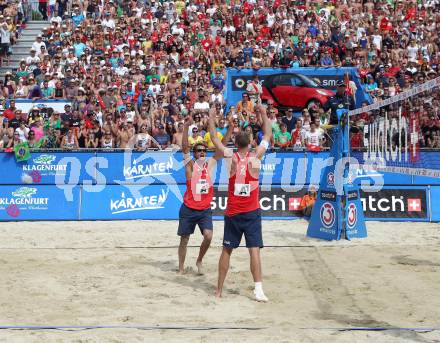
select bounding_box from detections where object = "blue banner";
[0,152,95,185]
[429,186,440,221]
[1,151,440,187]
[94,151,186,185]
[0,183,434,221]
[80,184,186,220]
[0,185,79,220]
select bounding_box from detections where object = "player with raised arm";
[177,114,233,275]
[208,104,272,302]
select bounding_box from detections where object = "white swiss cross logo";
[407,198,421,212]
[289,197,302,211]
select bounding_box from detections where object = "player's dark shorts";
[223,209,263,248]
[177,203,213,236]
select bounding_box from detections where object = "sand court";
[0,220,439,342]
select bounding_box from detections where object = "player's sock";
[253,282,268,302]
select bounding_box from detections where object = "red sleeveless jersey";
[183,161,213,210]
[225,152,260,216]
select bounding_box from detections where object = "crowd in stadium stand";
[0,0,439,151]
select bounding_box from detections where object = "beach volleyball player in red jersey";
[208,104,272,302]
[178,115,232,275]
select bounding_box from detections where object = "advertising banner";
[80,184,186,220]
[212,186,430,221]
[360,187,429,221]
[1,151,439,188]
[14,99,72,114]
[211,186,308,218]
[0,185,79,221]
[0,152,95,185]
[94,151,187,186]
[225,67,371,110]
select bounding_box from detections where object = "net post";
[307,109,367,240]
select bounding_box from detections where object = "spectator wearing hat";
[4,71,15,96]
[154,124,171,149]
[30,115,45,141]
[324,80,355,125]
[32,35,46,55]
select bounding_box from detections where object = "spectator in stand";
[154,124,171,149]
[188,126,203,147]
[282,109,297,133]
[274,123,291,149]
[246,74,262,105]
[236,92,254,114]
[305,122,324,152]
[0,0,438,153]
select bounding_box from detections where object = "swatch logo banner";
[211,187,308,217]
[360,188,428,219]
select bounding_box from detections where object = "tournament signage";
[0,185,79,220]
[0,152,92,185]
[80,184,185,220]
[360,187,428,220]
[225,67,371,110]
[1,151,440,186]
[211,186,308,218]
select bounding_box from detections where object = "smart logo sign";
[230,74,343,91]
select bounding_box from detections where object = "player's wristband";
[259,139,269,149]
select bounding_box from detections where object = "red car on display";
[260,73,334,110]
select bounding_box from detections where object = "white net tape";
[349,76,440,117]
